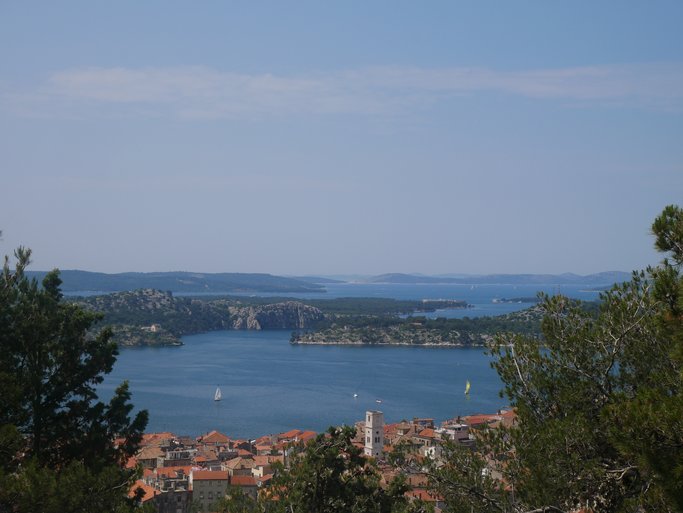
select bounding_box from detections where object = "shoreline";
[290,340,487,347]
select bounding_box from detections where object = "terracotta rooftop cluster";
[351,409,517,511]
[128,409,516,513]
[127,427,316,511]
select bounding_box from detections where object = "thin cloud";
[3,63,683,119]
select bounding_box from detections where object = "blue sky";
[1,2,682,275]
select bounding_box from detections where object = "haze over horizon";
[1,2,681,276]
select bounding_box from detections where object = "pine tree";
[0,247,149,512]
[428,205,683,513]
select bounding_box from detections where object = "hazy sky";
[1,2,682,275]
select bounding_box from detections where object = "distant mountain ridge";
[26,269,633,293]
[361,271,631,286]
[26,270,325,294]
[288,276,346,284]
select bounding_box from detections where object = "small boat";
[375,399,382,404]
[214,386,222,402]
[464,380,471,395]
[353,393,358,398]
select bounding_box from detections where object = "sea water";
[100,283,603,437]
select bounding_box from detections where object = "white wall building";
[364,410,384,458]
[436,422,470,442]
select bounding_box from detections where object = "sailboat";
[214,386,222,402]
[464,380,471,395]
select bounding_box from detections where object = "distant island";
[358,271,631,285]
[491,297,540,304]
[26,269,631,295]
[26,270,326,294]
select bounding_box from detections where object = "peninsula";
[290,306,543,347]
[71,289,476,347]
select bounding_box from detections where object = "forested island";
[72,289,549,347]
[290,307,543,346]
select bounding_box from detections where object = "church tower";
[364,410,384,458]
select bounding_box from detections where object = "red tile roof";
[231,475,257,487]
[137,446,164,460]
[278,429,302,440]
[298,430,317,442]
[384,423,399,435]
[129,480,157,502]
[462,414,501,426]
[253,455,283,466]
[199,430,230,444]
[225,457,256,470]
[141,432,175,446]
[499,409,517,426]
[193,470,229,481]
[156,465,192,478]
[417,428,435,438]
[259,474,274,485]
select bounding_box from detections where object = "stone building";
[364,410,384,458]
[190,470,229,512]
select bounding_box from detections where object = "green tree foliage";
[261,426,419,513]
[428,205,683,513]
[0,247,149,512]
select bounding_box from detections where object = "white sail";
[214,386,222,401]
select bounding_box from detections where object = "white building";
[364,410,384,458]
[436,422,470,442]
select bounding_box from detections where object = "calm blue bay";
[100,283,602,438]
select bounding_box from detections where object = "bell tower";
[364,410,384,458]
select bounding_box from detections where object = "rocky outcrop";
[230,301,325,330]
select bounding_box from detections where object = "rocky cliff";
[230,301,325,330]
